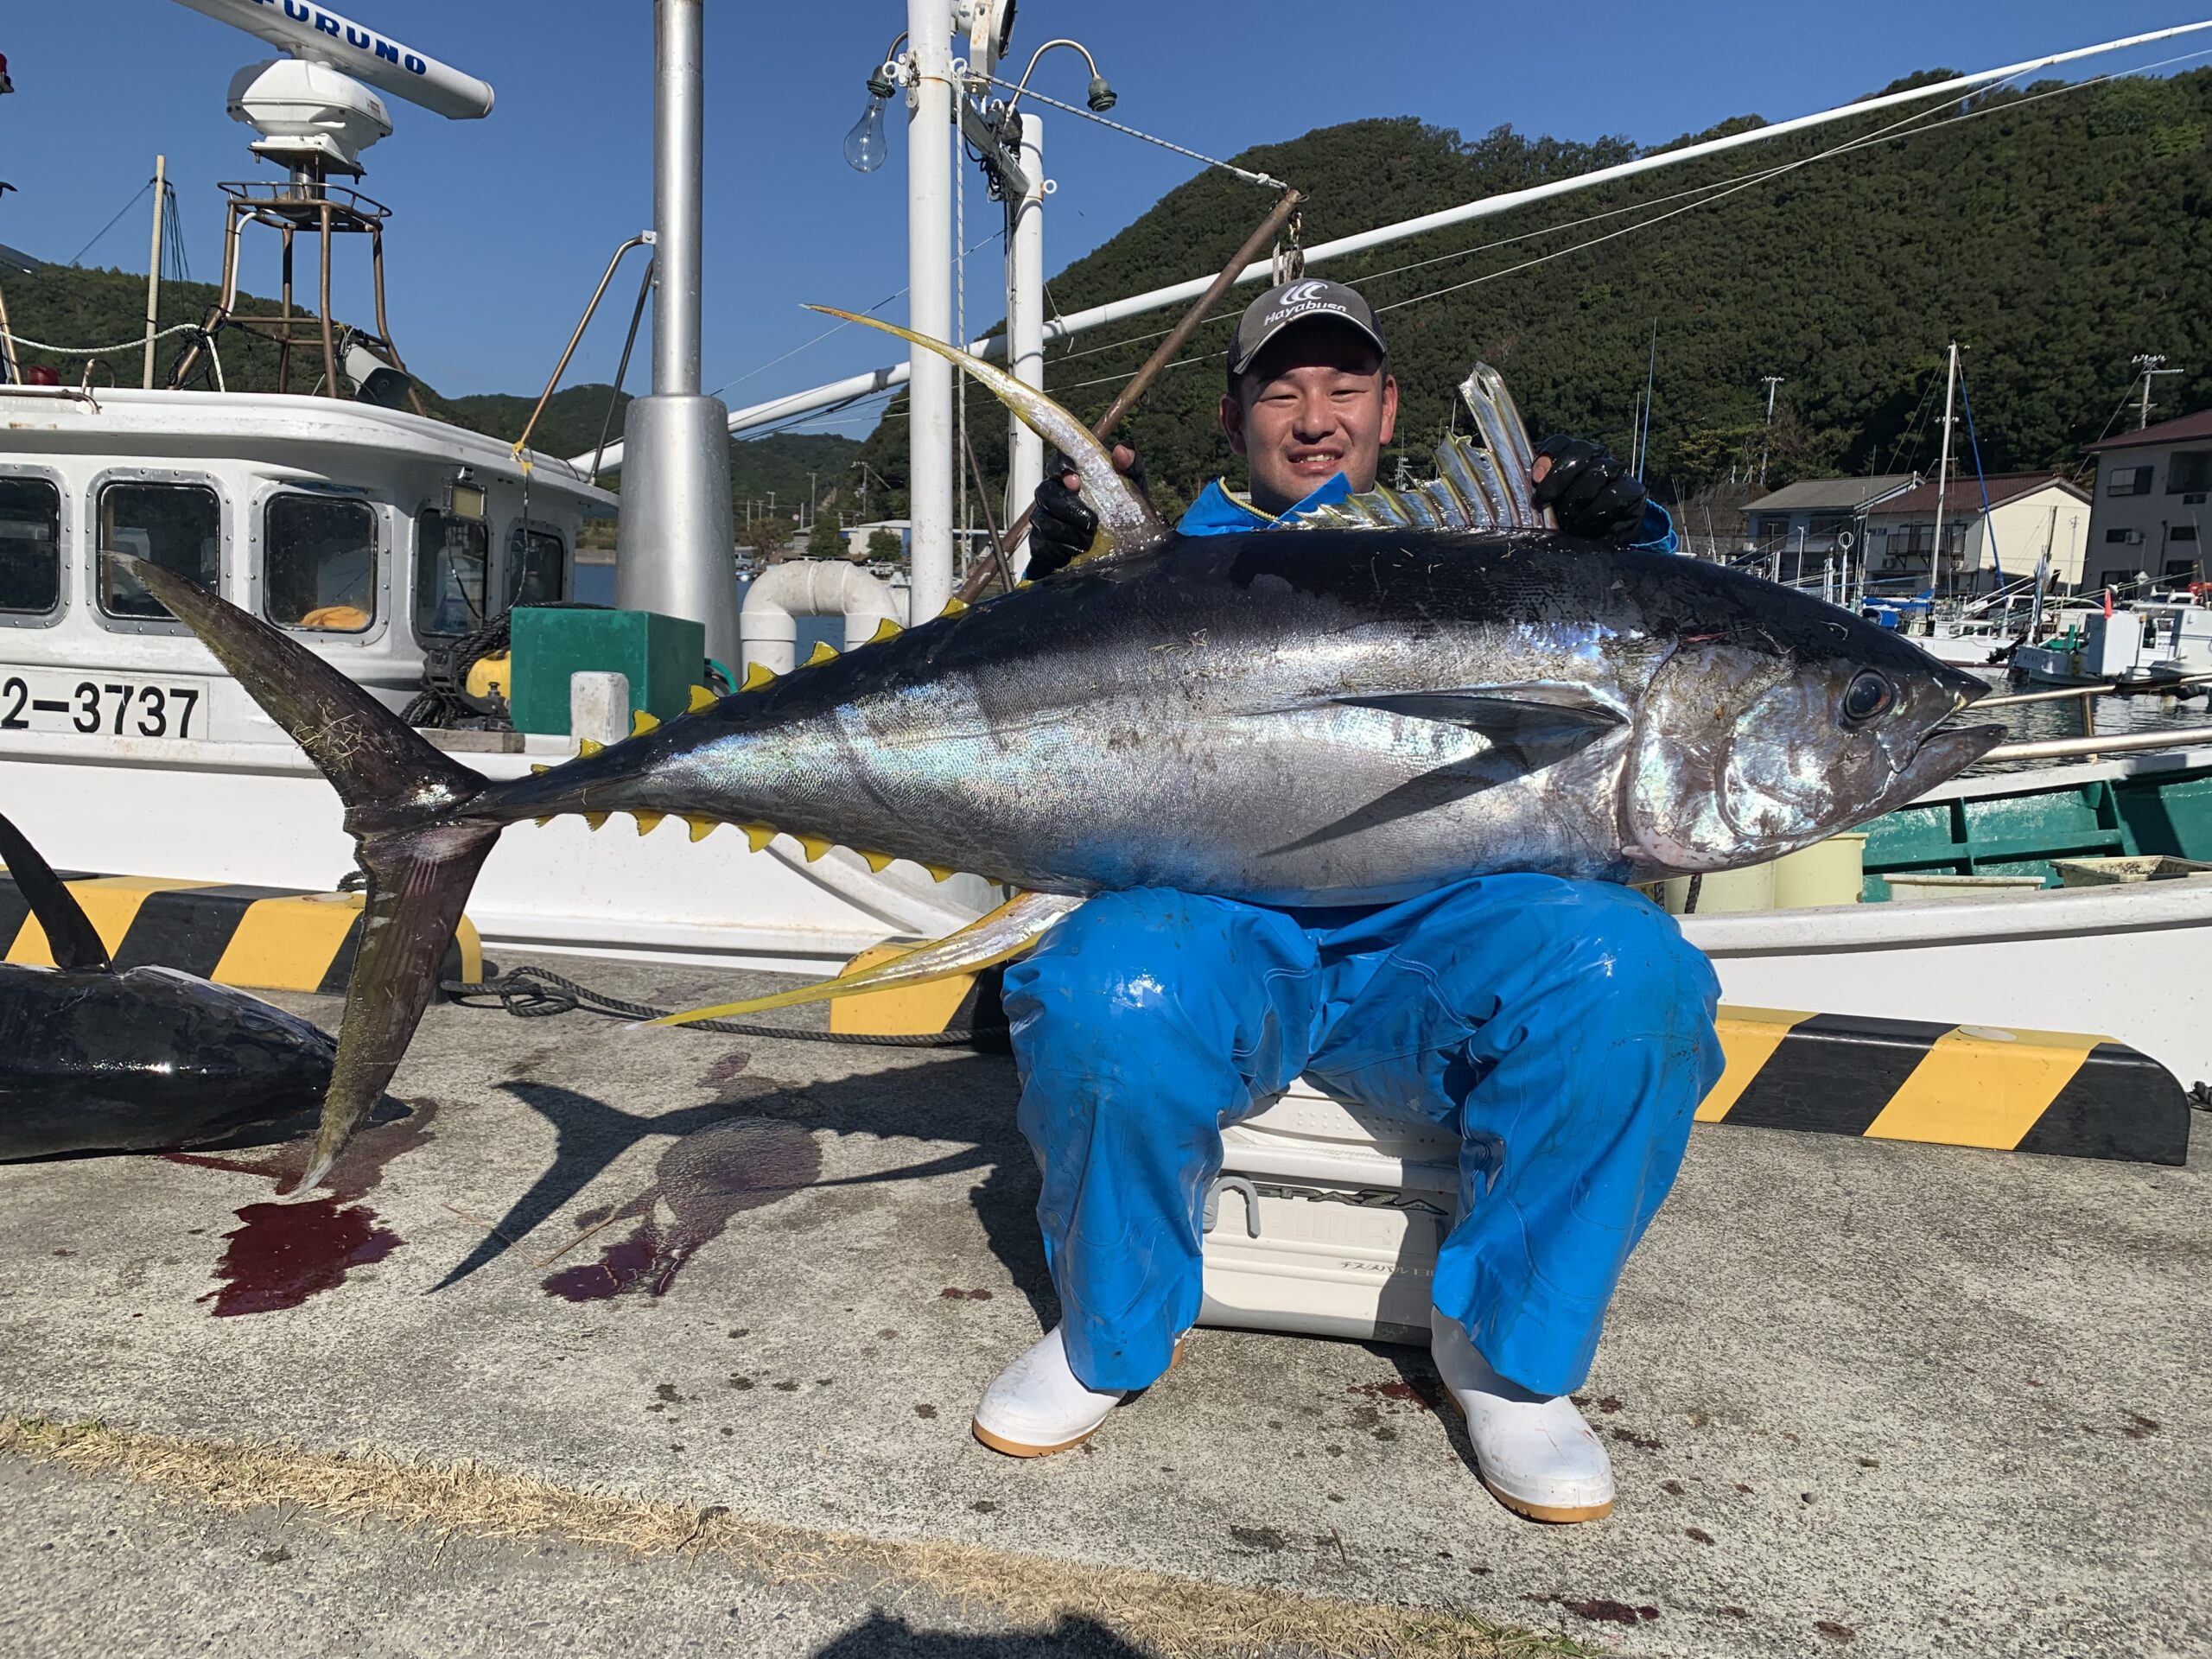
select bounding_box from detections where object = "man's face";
[1219,321,1398,516]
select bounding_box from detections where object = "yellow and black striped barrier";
[0,870,481,995]
[1701,1007,2190,1166]
[829,959,2191,1167]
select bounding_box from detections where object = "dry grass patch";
[3,1416,1599,1658]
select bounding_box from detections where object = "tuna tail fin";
[645,890,1085,1027]
[0,811,110,972]
[118,556,498,1192]
[805,305,1172,564]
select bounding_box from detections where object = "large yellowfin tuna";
[121,316,2001,1189]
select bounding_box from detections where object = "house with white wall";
[2082,408,2212,594]
[1861,473,2090,594]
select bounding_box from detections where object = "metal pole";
[1931,341,1956,594]
[1978,724,2212,764]
[905,0,956,624]
[652,5,702,399]
[142,155,166,390]
[1003,111,1046,577]
[612,0,741,666]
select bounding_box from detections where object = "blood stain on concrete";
[170,1099,440,1319]
[198,1198,400,1318]
[542,1116,821,1302]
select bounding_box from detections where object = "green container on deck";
[506,607,704,736]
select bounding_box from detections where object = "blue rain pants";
[1001,875,1724,1400]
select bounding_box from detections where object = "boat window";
[98,481,220,620]
[505,523,567,608]
[0,477,60,615]
[265,494,377,632]
[414,507,489,640]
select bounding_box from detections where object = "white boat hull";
[0,731,997,974]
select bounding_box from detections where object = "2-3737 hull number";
[1,674,205,740]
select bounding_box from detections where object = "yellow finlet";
[868,618,902,644]
[689,683,717,713]
[534,816,554,828]
[577,738,605,759]
[741,663,777,691]
[805,641,840,666]
[583,811,609,830]
[940,596,969,618]
[632,810,664,836]
[858,850,893,873]
[742,823,776,853]
[798,835,832,862]
[631,710,661,736]
[530,763,550,776]
[921,863,956,883]
[687,817,718,842]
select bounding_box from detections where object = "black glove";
[1530,435,1649,545]
[1027,447,1147,577]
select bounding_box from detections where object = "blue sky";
[2,2,2206,432]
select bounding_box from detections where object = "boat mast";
[1931,340,1957,601]
[611,0,742,669]
[904,0,956,622]
[141,154,166,389]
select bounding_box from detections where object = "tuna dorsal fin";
[806,305,1171,563]
[0,812,110,973]
[642,889,1086,1027]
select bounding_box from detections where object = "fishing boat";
[7,1,2210,1019]
[2010,593,2212,686]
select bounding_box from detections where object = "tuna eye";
[1842,671,1894,724]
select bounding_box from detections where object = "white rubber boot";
[970,1325,1128,1457]
[1430,1308,1615,1523]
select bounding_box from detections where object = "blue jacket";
[1176,474,1678,550]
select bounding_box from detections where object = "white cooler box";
[1198,1080,1459,1346]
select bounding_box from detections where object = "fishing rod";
[580,18,2212,466]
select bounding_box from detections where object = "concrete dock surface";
[2,951,2205,1659]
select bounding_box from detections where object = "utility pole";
[141,155,166,390]
[1758,375,1783,485]
[806,469,817,531]
[2133,353,2181,429]
[1931,341,1959,596]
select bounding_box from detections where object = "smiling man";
[979,278,1719,1528]
[1029,276,1674,557]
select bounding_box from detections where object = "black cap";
[1227,279,1388,378]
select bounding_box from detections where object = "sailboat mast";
[1931,340,1957,598]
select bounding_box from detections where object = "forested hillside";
[854,67,2212,523]
[0,264,856,508]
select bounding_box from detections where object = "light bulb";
[844,95,889,173]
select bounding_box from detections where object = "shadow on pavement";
[431,1054,1060,1327]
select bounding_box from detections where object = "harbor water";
[1966,668,2212,772]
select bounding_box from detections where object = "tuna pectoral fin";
[0,812,109,973]
[645,890,1086,1028]
[1271,684,1627,855]
[112,556,499,1194]
[806,306,1170,565]
[1335,684,1625,766]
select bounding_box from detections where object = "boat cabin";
[0,385,612,743]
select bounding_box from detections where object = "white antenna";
[169,0,493,175]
